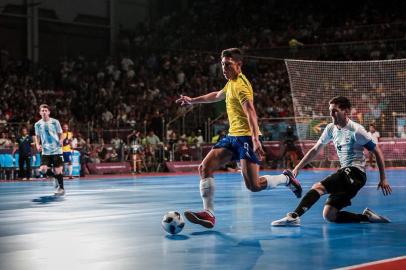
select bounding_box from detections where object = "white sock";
[200,177,215,215]
[263,174,289,189]
[68,165,73,176]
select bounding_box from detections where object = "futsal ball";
[161,211,185,235]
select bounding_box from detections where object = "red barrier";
[0,149,13,154]
[263,142,281,158]
[378,140,406,160]
[297,140,326,161]
[165,161,201,172]
[87,162,131,174]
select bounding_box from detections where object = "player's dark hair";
[369,123,376,128]
[39,104,49,110]
[19,126,28,134]
[221,48,243,63]
[329,96,351,110]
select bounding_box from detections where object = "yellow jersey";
[62,131,73,152]
[223,73,261,136]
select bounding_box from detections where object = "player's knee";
[54,167,63,175]
[323,213,337,223]
[312,183,326,195]
[245,182,261,192]
[198,164,204,176]
[54,172,63,181]
[323,209,337,222]
[198,163,212,178]
[311,182,321,189]
[250,186,262,192]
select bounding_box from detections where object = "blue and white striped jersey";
[318,120,376,172]
[34,118,63,155]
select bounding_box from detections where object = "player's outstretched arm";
[371,145,392,196]
[58,133,64,147]
[292,141,324,177]
[33,135,42,152]
[175,90,225,106]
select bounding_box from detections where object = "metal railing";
[165,105,196,140]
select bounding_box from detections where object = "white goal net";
[285,59,406,165]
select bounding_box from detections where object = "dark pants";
[18,155,31,179]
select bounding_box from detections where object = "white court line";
[334,255,406,270]
[356,185,406,188]
[362,185,406,188]
[290,185,406,188]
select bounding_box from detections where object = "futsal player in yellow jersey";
[176,48,302,228]
[62,123,74,179]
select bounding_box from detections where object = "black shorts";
[321,167,367,210]
[40,154,64,168]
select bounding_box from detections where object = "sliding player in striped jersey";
[272,96,392,226]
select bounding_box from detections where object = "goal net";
[285,59,406,166]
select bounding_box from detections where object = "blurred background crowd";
[1,0,406,174]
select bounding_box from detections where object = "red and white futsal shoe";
[184,210,215,229]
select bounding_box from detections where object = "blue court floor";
[0,170,405,270]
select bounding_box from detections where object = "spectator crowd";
[1,1,406,174]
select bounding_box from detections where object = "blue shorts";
[63,152,72,163]
[213,135,262,164]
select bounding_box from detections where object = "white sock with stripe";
[200,177,215,215]
[263,174,289,189]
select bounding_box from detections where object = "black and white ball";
[161,211,185,234]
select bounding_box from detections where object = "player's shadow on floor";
[165,234,189,240]
[190,230,264,269]
[32,195,65,204]
[191,230,240,244]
